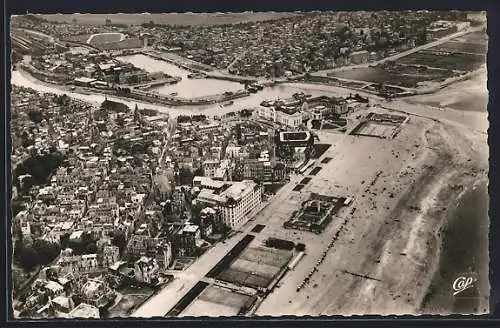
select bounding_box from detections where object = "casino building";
[275,131,315,158]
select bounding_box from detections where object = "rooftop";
[74,77,97,83]
[198,179,257,205]
[279,131,312,142]
[182,224,200,234]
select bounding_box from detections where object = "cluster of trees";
[53,94,71,107]
[141,21,158,28]
[176,114,207,123]
[59,232,98,255]
[14,237,61,271]
[11,199,26,218]
[140,108,159,117]
[238,109,253,118]
[27,110,44,123]
[116,87,132,96]
[20,131,35,148]
[101,99,130,113]
[178,167,199,186]
[13,151,65,194]
[93,108,109,121]
[279,144,296,161]
[21,14,49,23]
[111,231,127,255]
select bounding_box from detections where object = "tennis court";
[217,246,294,290]
[199,285,251,309]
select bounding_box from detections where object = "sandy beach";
[253,99,488,316]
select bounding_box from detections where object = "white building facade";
[196,179,263,229]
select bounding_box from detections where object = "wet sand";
[404,72,488,113]
[421,179,489,314]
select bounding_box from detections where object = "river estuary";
[11,57,369,118]
[116,54,245,99]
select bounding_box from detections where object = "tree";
[11,200,25,218]
[19,246,39,271]
[32,239,61,265]
[112,231,127,254]
[85,242,98,254]
[178,167,194,186]
[134,104,140,122]
[27,110,44,124]
[14,238,24,263]
[60,233,70,249]
[191,202,204,226]
[239,109,253,118]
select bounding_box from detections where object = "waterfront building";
[257,104,303,128]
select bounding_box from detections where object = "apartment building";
[196,178,262,229]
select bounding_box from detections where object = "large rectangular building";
[196,178,263,229]
[276,131,314,158]
[257,104,303,128]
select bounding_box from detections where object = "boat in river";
[220,100,234,108]
[187,73,207,79]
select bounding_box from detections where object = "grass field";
[433,41,488,55]
[330,66,457,88]
[41,12,299,26]
[455,31,488,44]
[396,50,486,72]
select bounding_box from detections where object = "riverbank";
[12,67,382,119]
[14,67,250,108]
